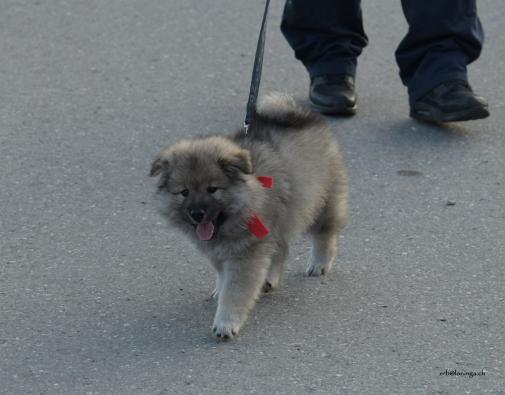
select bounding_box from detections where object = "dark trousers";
[281,0,484,104]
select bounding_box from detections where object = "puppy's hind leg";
[306,196,347,276]
[263,240,288,292]
[307,231,338,276]
[212,255,270,340]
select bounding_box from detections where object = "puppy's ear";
[219,149,252,176]
[150,157,169,177]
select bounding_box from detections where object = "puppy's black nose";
[189,208,206,223]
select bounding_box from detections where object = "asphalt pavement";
[1,1,504,394]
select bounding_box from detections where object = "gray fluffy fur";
[151,92,348,340]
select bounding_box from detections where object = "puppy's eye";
[206,186,219,194]
[180,189,189,197]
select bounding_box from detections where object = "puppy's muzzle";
[188,208,206,224]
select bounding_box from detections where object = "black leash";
[244,0,271,134]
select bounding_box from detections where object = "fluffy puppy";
[150,93,348,339]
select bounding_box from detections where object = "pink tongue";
[196,222,215,240]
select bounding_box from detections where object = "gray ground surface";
[1,1,504,394]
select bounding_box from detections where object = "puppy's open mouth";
[195,212,226,241]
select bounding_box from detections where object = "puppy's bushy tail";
[256,92,320,127]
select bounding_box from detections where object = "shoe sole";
[410,105,489,123]
[310,101,357,116]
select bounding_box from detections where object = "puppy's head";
[150,136,253,241]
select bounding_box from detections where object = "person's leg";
[281,0,368,79]
[396,0,488,122]
[281,0,367,115]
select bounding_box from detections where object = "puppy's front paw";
[263,267,281,292]
[262,281,274,293]
[212,316,241,340]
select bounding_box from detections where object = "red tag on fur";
[247,176,272,238]
[256,176,273,188]
[247,213,270,239]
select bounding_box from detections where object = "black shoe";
[410,80,489,123]
[309,74,357,116]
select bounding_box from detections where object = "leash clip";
[243,122,250,135]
